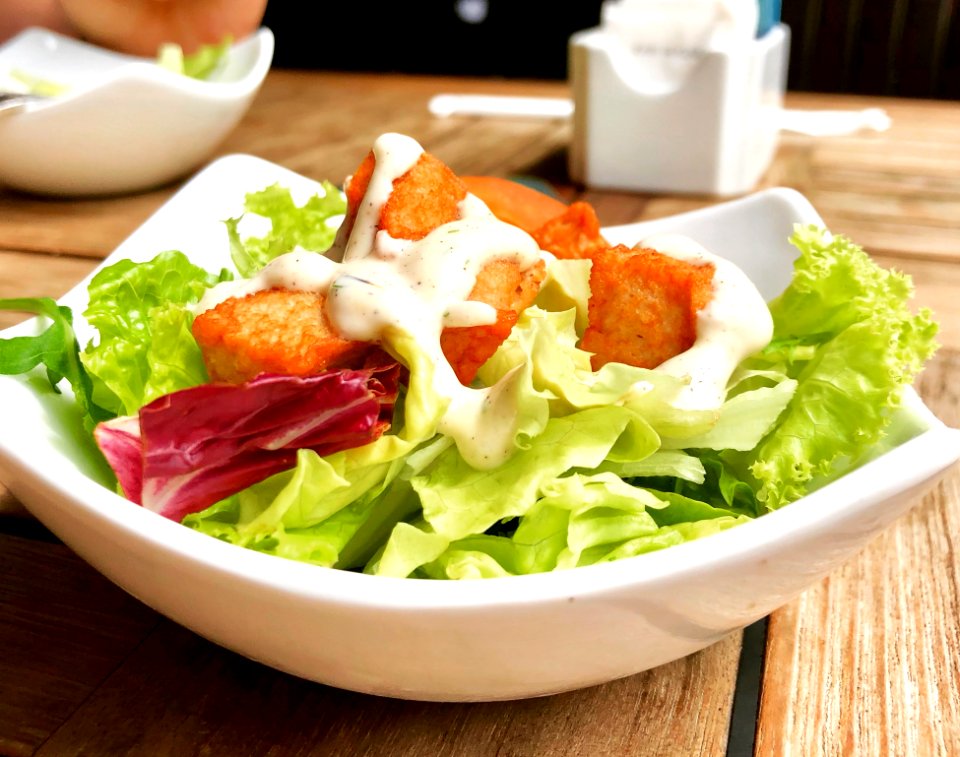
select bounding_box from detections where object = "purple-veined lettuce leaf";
[94,365,399,522]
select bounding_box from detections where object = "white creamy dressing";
[629,232,773,410]
[197,132,543,468]
[196,133,773,467]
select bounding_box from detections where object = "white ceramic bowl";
[1,155,958,701]
[0,27,273,196]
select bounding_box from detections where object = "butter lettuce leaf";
[80,250,231,416]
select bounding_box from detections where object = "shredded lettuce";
[156,37,232,80]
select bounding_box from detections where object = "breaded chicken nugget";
[531,201,609,261]
[441,309,519,386]
[193,288,373,384]
[581,245,715,370]
[441,257,547,384]
[344,150,467,241]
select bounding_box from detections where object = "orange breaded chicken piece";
[346,152,546,384]
[441,257,546,384]
[441,310,519,386]
[461,176,608,260]
[531,202,609,261]
[343,150,467,241]
[193,288,373,384]
[581,245,715,371]
[197,149,547,387]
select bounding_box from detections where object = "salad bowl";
[0,27,273,196]
[1,154,958,701]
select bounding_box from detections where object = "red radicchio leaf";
[94,364,399,522]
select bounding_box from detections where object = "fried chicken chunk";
[194,148,546,386]
[581,245,715,371]
[193,289,374,384]
[530,201,609,261]
[344,150,467,241]
[441,257,546,384]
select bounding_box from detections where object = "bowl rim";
[0,25,275,109]
[1,156,958,614]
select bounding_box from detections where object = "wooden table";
[1,72,958,756]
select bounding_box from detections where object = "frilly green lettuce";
[80,250,231,416]
[728,225,939,508]
[226,183,346,277]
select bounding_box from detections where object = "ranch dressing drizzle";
[197,133,543,469]
[637,232,774,410]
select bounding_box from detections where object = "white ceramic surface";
[569,24,789,196]
[0,27,273,196]
[1,155,958,702]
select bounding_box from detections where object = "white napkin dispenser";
[568,23,790,196]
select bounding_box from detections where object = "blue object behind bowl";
[757,0,782,37]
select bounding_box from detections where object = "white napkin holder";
[568,22,790,196]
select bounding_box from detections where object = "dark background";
[263,1,960,100]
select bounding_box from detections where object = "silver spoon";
[0,91,47,114]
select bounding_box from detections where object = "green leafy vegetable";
[0,298,111,432]
[156,36,233,80]
[226,183,347,277]
[80,250,231,416]
[184,224,939,578]
[729,225,940,508]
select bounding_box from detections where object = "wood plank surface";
[0,535,158,757]
[756,349,960,756]
[0,250,99,330]
[0,533,743,756]
[1,71,959,755]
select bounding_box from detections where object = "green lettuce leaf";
[80,250,231,415]
[226,183,346,277]
[183,434,429,568]
[382,472,750,579]
[0,298,112,432]
[731,225,940,508]
[156,36,232,80]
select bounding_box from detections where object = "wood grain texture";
[0,192,171,260]
[1,73,959,755]
[28,619,741,756]
[756,349,960,757]
[0,535,158,757]
[763,94,960,263]
[0,531,744,756]
[0,250,100,330]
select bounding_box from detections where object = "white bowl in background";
[0,155,957,701]
[0,28,273,196]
